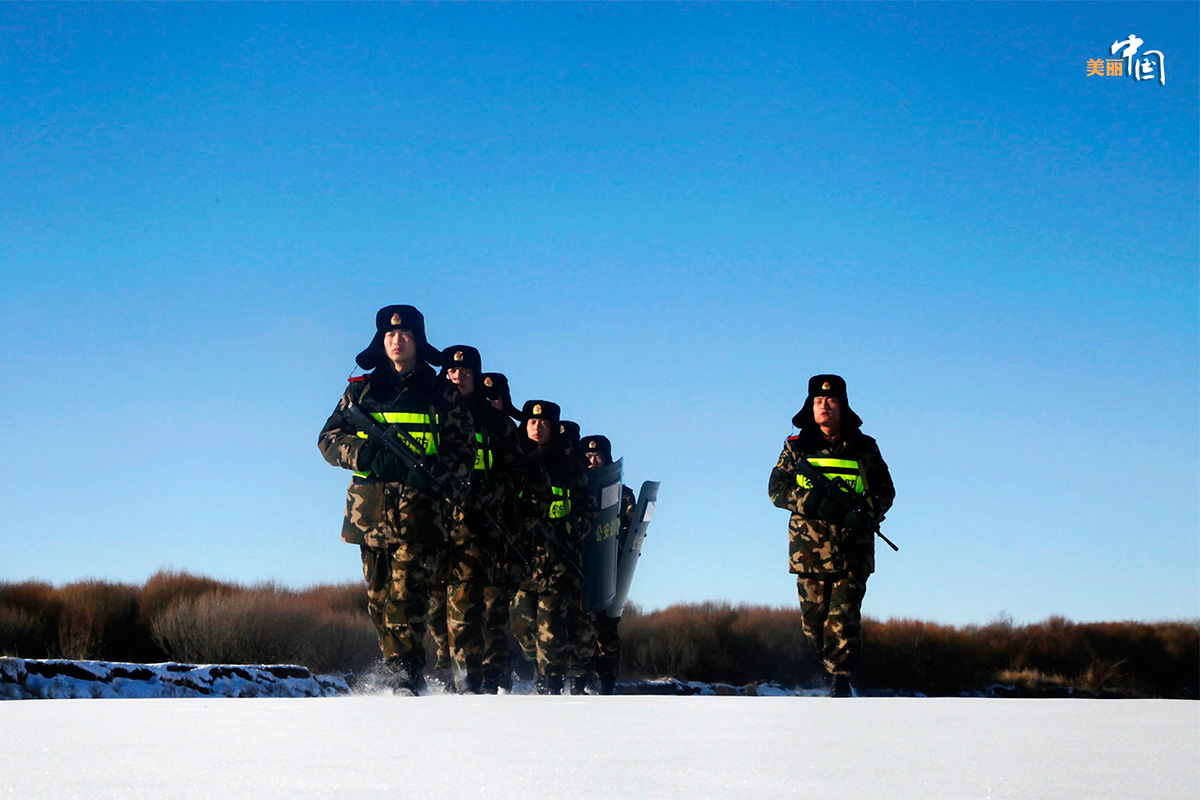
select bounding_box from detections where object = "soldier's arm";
[573,468,599,542]
[864,437,896,517]
[317,386,374,473]
[486,420,524,510]
[768,439,809,512]
[436,388,476,483]
[619,485,637,533]
[517,456,553,530]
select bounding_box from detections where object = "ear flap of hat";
[794,374,863,430]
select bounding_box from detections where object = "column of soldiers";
[320,305,897,699]
[319,305,631,695]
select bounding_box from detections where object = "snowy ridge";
[0,658,349,700]
[0,657,1108,700]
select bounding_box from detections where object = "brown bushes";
[150,584,376,673]
[622,604,1198,697]
[2,574,1196,696]
[621,602,821,685]
[56,580,141,662]
[0,573,375,674]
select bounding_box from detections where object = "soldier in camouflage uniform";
[559,420,584,467]
[429,346,524,694]
[768,374,894,697]
[478,372,533,693]
[573,434,637,695]
[317,305,474,695]
[509,400,597,694]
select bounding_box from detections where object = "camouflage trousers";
[482,583,515,691]
[796,573,869,676]
[427,580,486,691]
[593,613,621,680]
[510,572,581,679]
[566,604,597,681]
[566,611,620,687]
[427,584,451,671]
[360,540,441,667]
[422,516,495,690]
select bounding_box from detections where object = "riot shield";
[607,479,659,618]
[580,458,623,613]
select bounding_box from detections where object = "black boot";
[830,674,853,698]
[457,672,484,695]
[384,656,426,696]
[598,673,617,696]
[535,672,564,695]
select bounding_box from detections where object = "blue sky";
[2,2,1196,626]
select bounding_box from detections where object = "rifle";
[793,456,899,552]
[344,399,531,568]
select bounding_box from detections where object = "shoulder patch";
[787,435,800,441]
[348,375,367,383]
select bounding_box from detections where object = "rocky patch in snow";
[0,658,349,700]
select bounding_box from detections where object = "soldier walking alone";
[318,305,474,694]
[768,375,895,697]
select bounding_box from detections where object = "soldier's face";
[488,396,504,411]
[526,417,551,444]
[812,395,842,430]
[384,329,417,370]
[446,368,475,397]
[585,451,607,469]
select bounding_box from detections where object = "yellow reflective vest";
[795,456,866,495]
[353,411,439,478]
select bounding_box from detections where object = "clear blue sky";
[2,2,1196,626]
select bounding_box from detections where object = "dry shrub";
[0,581,62,657]
[621,603,1198,697]
[621,602,822,686]
[139,570,234,624]
[0,605,41,657]
[296,582,367,616]
[56,580,141,661]
[151,584,376,673]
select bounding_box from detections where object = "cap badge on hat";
[533,403,543,416]
[484,377,493,387]
[821,381,831,391]
[588,441,597,450]
[390,313,403,326]
[453,351,464,362]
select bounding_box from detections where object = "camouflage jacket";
[520,444,597,587]
[462,395,524,515]
[317,364,474,548]
[768,426,895,576]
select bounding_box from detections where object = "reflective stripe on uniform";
[549,485,571,519]
[473,431,494,471]
[352,411,439,478]
[796,457,865,494]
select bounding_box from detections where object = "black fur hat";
[356,305,442,370]
[559,420,581,449]
[481,372,520,419]
[792,374,863,430]
[439,345,482,375]
[521,399,561,426]
[580,434,613,464]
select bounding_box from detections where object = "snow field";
[2,695,1197,799]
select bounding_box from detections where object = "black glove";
[843,508,873,532]
[801,489,845,524]
[817,495,847,526]
[800,488,823,518]
[366,441,408,482]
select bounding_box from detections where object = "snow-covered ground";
[3,690,1196,799]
